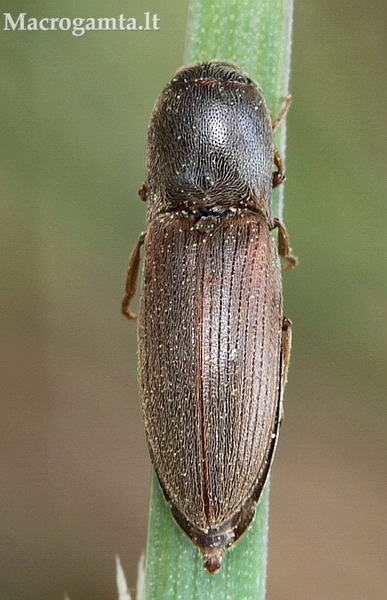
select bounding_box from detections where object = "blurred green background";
[1,1,386,598]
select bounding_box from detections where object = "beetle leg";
[121,232,146,320]
[272,96,292,187]
[272,146,286,188]
[272,95,292,132]
[279,317,292,422]
[138,183,147,202]
[272,218,297,269]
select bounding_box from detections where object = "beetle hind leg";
[121,231,146,320]
[279,317,292,422]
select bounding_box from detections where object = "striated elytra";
[122,61,296,573]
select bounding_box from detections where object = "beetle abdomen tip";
[203,552,223,574]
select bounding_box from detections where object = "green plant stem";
[143,1,293,599]
[144,475,270,600]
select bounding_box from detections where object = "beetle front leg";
[138,183,147,202]
[272,146,286,188]
[272,218,297,269]
[272,95,292,132]
[121,231,146,320]
[272,96,292,187]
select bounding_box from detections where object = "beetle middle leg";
[121,231,146,320]
[272,218,297,269]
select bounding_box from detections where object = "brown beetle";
[122,61,296,573]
